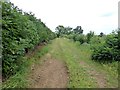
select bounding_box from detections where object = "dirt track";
[28,53,68,88]
[26,38,117,88]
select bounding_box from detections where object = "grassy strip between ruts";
[2,43,50,88]
[50,38,97,88]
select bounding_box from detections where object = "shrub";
[91,31,120,62]
[2,2,55,78]
[75,34,86,44]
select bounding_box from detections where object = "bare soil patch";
[28,53,68,88]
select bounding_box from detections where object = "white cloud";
[10,0,119,34]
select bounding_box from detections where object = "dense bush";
[91,31,120,62]
[74,34,86,44]
[2,2,56,78]
[86,31,94,43]
[67,34,86,44]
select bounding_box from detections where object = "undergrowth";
[2,44,50,88]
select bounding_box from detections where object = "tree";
[73,26,83,34]
[55,25,65,37]
[86,31,94,43]
[64,26,72,35]
[55,25,72,37]
[99,32,104,37]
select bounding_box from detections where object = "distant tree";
[65,26,72,35]
[86,31,94,43]
[55,25,72,37]
[55,25,65,37]
[99,32,104,37]
[73,26,83,34]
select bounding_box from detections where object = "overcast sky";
[10,0,119,34]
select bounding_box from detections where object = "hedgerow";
[91,31,120,62]
[2,2,56,78]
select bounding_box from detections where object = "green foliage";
[2,2,56,78]
[59,24,119,63]
[73,26,83,34]
[86,31,94,43]
[55,25,65,37]
[74,34,86,44]
[91,31,120,62]
[55,25,72,37]
[55,25,86,44]
[55,25,84,38]
[2,45,50,88]
[99,32,104,37]
[67,33,86,44]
